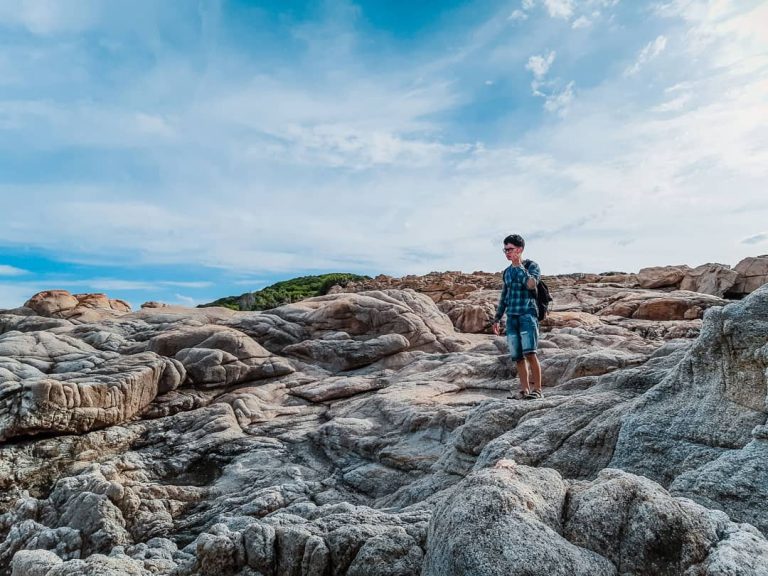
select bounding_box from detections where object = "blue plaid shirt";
[495,260,541,321]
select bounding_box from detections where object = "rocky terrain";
[1,256,767,575]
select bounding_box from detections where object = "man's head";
[503,234,525,261]
[504,234,525,249]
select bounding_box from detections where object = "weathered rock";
[611,284,768,531]
[283,333,409,372]
[438,290,497,333]
[679,263,740,297]
[24,291,131,322]
[730,255,768,296]
[0,331,184,440]
[2,273,768,575]
[423,461,616,576]
[148,325,294,387]
[637,265,691,289]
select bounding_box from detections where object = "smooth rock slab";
[0,331,184,440]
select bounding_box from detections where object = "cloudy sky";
[1,0,766,308]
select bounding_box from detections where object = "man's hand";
[526,277,537,290]
[492,321,500,336]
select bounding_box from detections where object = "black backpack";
[523,260,553,321]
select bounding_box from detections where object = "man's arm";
[524,261,540,290]
[493,270,509,334]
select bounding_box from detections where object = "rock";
[423,461,616,576]
[637,265,691,289]
[10,549,62,576]
[140,301,170,308]
[596,290,726,320]
[148,325,293,387]
[244,290,469,354]
[611,284,768,530]
[24,291,131,322]
[730,255,768,296]
[0,331,185,440]
[438,290,497,333]
[679,263,740,297]
[283,334,409,372]
[2,275,768,576]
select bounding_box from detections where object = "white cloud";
[544,81,575,115]
[624,35,668,76]
[508,10,528,21]
[174,294,197,307]
[543,0,575,19]
[526,51,557,79]
[651,93,691,112]
[572,16,592,29]
[522,0,536,10]
[0,265,28,276]
[0,0,99,35]
[741,233,768,246]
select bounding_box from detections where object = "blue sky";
[1,0,767,309]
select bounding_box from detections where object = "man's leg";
[506,316,528,397]
[527,353,541,393]
[516,359,530,394]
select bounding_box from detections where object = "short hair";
[503,234,525,249]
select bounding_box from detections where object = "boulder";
[611,284,768,531]
[637,265,690,289]
[730,255,768,296]
[679,263,740,297]
[0,331,184,440]
[147,325,293,387]
[24,291,131,322]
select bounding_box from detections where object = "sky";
[0,0,767,309]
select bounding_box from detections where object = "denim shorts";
[506,313,539,361]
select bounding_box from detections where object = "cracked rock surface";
[1,279,768,575]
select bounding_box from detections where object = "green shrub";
[199,273,370,311]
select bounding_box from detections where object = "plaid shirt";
[495,260,541,321]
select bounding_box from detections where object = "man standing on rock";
[492,234,543,400]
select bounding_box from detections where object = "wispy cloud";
[624,35,668,76]
[543,0,575,20]
[741,233,768,246]
[526,51,557,80]
[0,265,28,277]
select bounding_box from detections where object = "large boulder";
[637,265,691,289]
[679,263,740,297]
[0,331,184,440]
[282,333,409,372]
[24,291,131,322]
[423,461,768,576]
[231,290,469,354]
[611,284,768,530]
[438,290,498,333]
[147,325,293,387]
[730,255,768,296]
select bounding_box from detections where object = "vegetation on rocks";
[200,273,371,311]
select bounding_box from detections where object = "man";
[492,234,543,400]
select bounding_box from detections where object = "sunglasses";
[502,247,519,254]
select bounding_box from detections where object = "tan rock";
[24,290,131,321]
[637,265,691,289]
[679,263,739,297]
[731,255,768,296]
[545,311,603,329]
[24,290,79,317]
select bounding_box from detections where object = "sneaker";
[525,389,543,400]
[507,390,530,400]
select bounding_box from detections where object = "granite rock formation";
[0,269,767,575]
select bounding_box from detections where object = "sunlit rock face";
[1,268,767,575]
